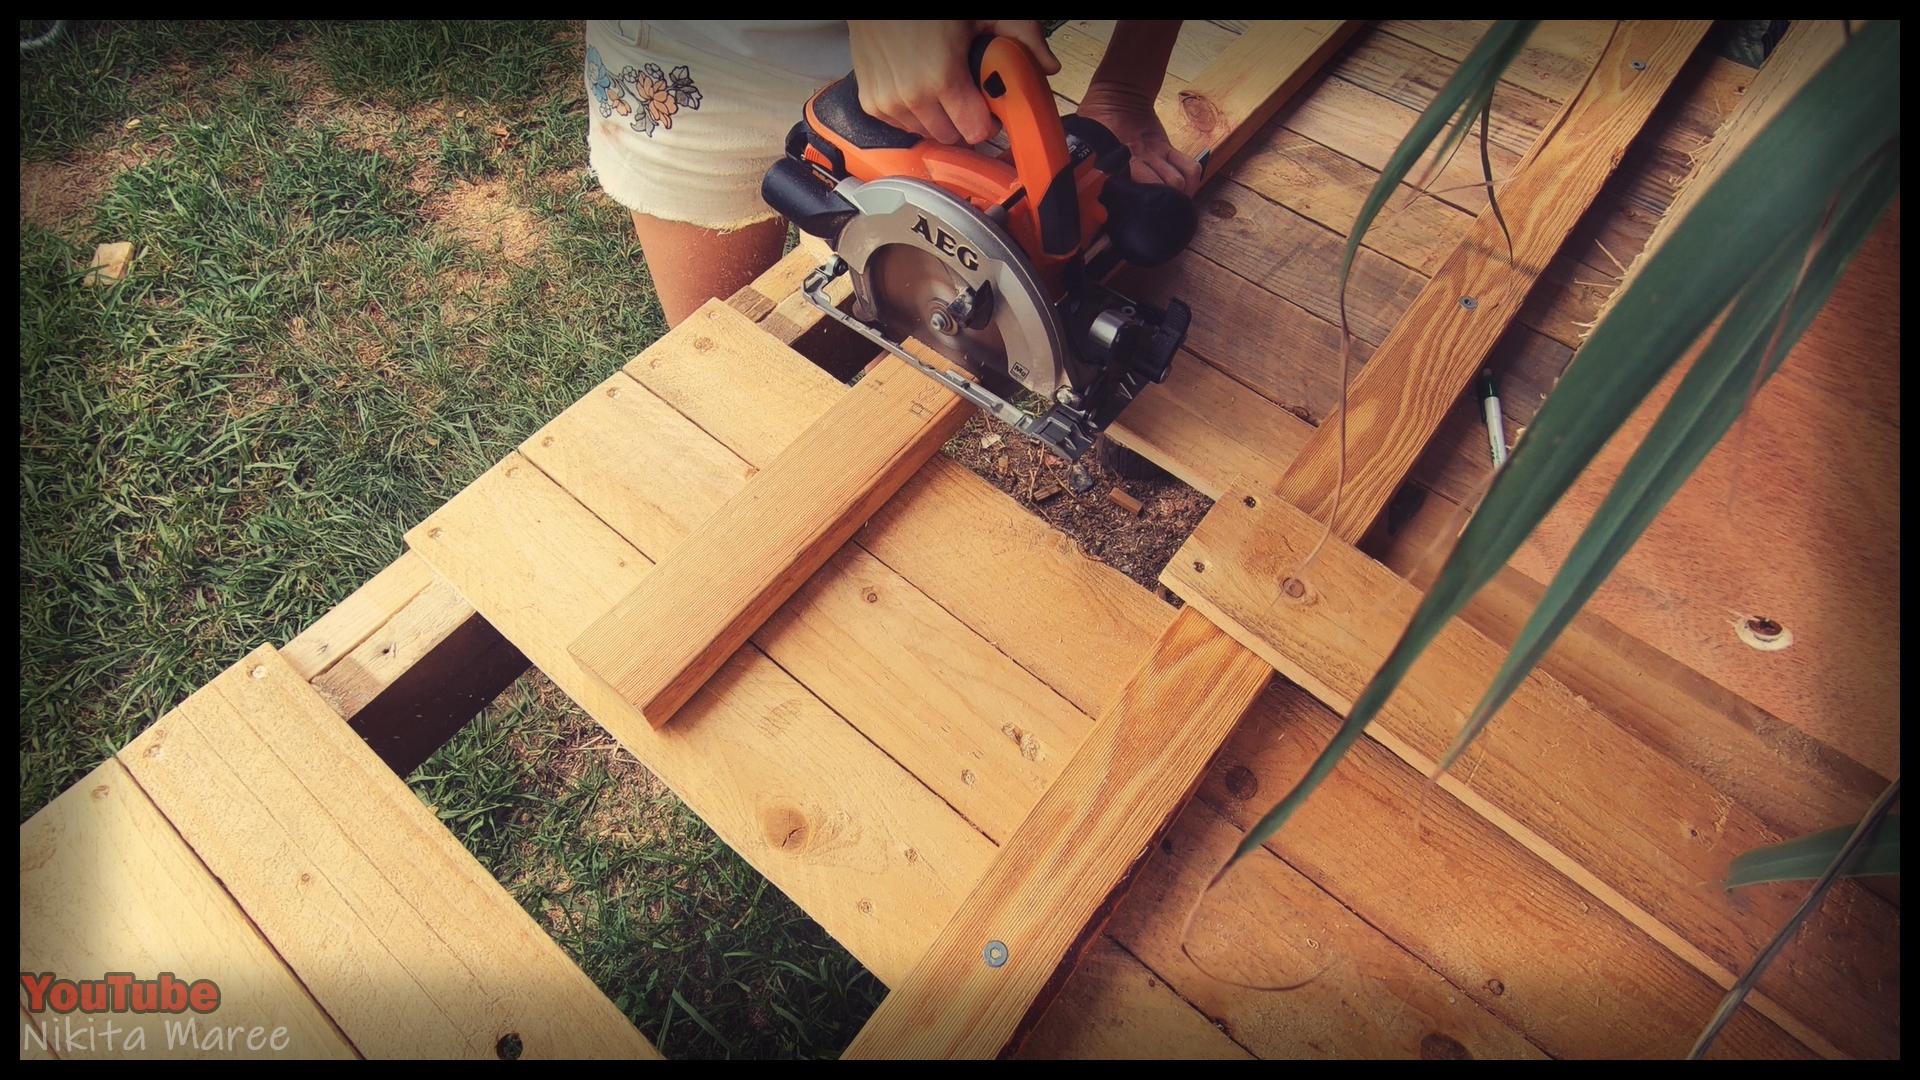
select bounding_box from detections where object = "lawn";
[19,20,880,1058]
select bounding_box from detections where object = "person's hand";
[848,20,1060,146]
[1075,81,1203,195]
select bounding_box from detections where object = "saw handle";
[965,35,1080,257]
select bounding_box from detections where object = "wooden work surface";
[23,21,1897,1060]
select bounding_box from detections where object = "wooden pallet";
[20,21,1898,1059]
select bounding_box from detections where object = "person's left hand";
[1075,81,1203,194]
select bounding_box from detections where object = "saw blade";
[829,176,1070,401]
[863,244,1008,376]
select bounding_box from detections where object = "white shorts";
[584,21,851,231]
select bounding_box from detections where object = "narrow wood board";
[1275,20,1712,536]
[571,354,971,727]
[844,607,1274,1058]
[1158,21,1361,176]
[1163,491,1899,1058]
[20,759,355,1059]
[118,647,658,1059]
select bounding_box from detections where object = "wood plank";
[118,647,657,1059]
[845,607,1274,1059]
[571,355,971,728]
[1163,489,1899,1059]
[1107,798,1545,1059]
[1017,939,1253,1059]
[1157,21,1361,175]
[411,455,997,988]
[281,551,434,680]
[1276,20,1712,537]
[521,356,1091,843]
[1196,682,1812,1058]
[309,575,528,774]
[20,759,355,1059]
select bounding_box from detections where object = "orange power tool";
[761,33,1198,459]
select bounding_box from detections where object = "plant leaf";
[1727,816,1901,888]
[1336,20,1536,292]
[1690,777,1901,1057]
[1226,20,1901,870]
[1439,140,1900,770]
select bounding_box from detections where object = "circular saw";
[761,33,1199,460]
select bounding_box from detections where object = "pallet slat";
[118,647,658,1060]
[845,608,1276,1058]
[20,759,355,1059]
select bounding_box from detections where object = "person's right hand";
[847,20,1061,146]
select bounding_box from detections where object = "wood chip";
[1108,488,1144,516]
[84,242,134,287]
[980,433,1004,450]
[1032,482,1062,503]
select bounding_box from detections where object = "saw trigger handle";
[967,34,1079,257]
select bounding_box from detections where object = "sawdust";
[426,177,551,265]
[942,412,1212,595]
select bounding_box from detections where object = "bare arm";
[1079,21,1203,193]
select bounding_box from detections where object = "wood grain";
[20,759,355,1059]
[1276,20,1712,537]
[1163,490,1899,1058]
[410,453,997,988]
[119,647,658,1059]
[570,356,971,727]
[844,608,1274,1058]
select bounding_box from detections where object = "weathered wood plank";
[1196,682,1813,1058]
[20,759,356,1059]
[119,647,658,1059]
[1163,489,1898,1058]
[844,608,1275,1058]
[1276,20,1711,537]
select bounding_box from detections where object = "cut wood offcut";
[570,354,972,725]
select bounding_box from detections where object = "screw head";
[929,310,956,335]
[984,940,1009,968]
[1630,59,1647,71]
[1460,296,1478,310]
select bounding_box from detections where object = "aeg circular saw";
[761,33,1199,460]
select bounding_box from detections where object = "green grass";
[20,20,881,1058]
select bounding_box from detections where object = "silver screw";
[983,940,1009,968]
[1630,59,1647,71]
[929,311,956,335]
[1460,296,1478,310]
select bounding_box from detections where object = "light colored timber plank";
[1108,798,1545,1059]
[570,355,971,728]
[410,453,996,987]
[118,647,657,1059]
[1196,682,1811,1058]
[622,304,1575,1056]
[1383,20,1616,103]
[1276,20,1710,538]
[281,550,434,680]
[1160,21,1362,178]
[1017,939,1252,1060]
[845,607,1274,1059]
[19,758,355,1059]
[521,355,1090,843]
[1163,490,1897,1059]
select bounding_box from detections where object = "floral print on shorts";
[587,46,703,136]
